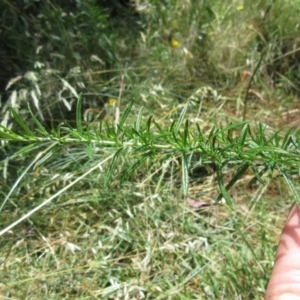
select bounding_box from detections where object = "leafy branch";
[1,96,300,212]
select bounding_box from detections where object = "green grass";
[1,0,300,299]
[0,178,292,299]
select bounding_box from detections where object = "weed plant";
[0,0,300,299]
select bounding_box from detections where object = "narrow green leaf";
[169,119,176,132]
[0,125,25,141]
[222,122,247,132]
[216,163,235,209]
[217,163,249,203]
[122,153,150,181]
[238,123,249,146]
[105,120,118,139]
[281,127,294,150]
[86,144,93,159]
[105,147,123,186]
[282,171,300,208]
[247,146,295,156]
[181,152,189,196]
[118,100,134,130]
[227,127,234,143]
[258,123,267,145]
[27,103,48,135]
[14,143,39,155]
[10,108,35,137]
[146,115,153,136]
[76,93,83,135]
[249,166,267,185]
[182,120,189,147]
[268,129,282,147]
[153,120,163,132]
[195,123,201,135]
[174,103,188,134]
[171,129,179,145]
[134,106,144,131]
[207,125,217,142]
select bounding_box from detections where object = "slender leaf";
[118,100,134,130]
[27,103,48,135]
[258,123,267,145]
[282,171,300,208]
[222,122,247,132]
[0,125,26,141]
[207,126,217,143]
[216,162,235,209]
[76,93,83,135]
[182,120,189,147]
[238,123,249,146]
[105,147,124,186]
[169,119,176,133]
[246,146,296,156]
[281,127,294,150]
[249,166,268,185]
[86,144,93,159]
[134,106,144,131]
[10,108,35,137]
[146,114,153,129]
[14,143,39,155]
[181,151,189,196]
[174,103,188,134]
[227,127,234,144]
[268,129,282,147]
[216,163,249,203]
[122,153,150,181]
[153,120,163,132]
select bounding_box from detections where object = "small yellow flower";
[104,98,117,119]
[108,98,117,106]
[171,38,180,48]
[237,5,244,11]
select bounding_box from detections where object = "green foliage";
[1,1,300,298]
[1,97,300,214]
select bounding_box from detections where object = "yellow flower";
[237,5,244,11]
[104,98,117,119]
[171,38,180,48]
[108,98,117,106]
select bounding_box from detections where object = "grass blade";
[34,145,62,169]
[181,151,189,196]
[0,154,115,236]
[76,93,83,135]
